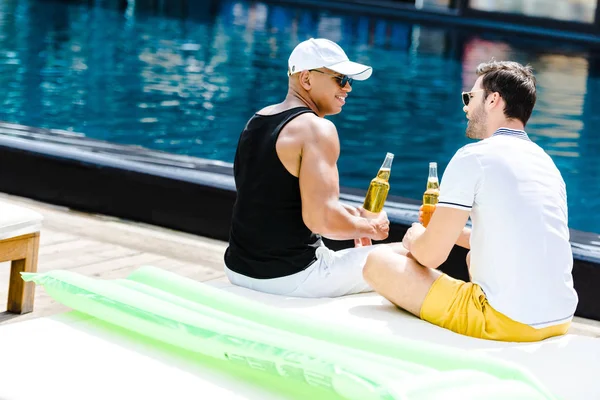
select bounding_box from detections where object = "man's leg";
[363,246,441,317]
[225,244,379,298]
[290,245,379,297]
[385,242,411,256]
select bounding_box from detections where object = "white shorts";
[224,244,380,298]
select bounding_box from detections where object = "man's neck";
[283,89,323,117]
[486,119,525,138]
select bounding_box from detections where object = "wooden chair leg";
[7,232,40,314]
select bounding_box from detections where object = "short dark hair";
[476,61,536,126]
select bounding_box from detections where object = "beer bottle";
[422,162,439,227]
[363,153,394,215]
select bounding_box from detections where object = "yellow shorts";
[420,274,570,342]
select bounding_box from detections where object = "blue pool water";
[0,0,599,233]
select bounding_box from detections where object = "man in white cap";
[224,38,390,297]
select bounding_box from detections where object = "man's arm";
[406,144,481,267]
[298,119,388,241]
[404,206,470,268]
[456,227,471,249]
[419,206,471,249]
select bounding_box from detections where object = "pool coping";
[0,121,599,320]
[261,0,600,46]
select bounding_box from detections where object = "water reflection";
[0,0,598,233]
[470,0,597,24]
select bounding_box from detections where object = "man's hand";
[358,208,390,241]
[344,205,373,247]
[402,222,426,252]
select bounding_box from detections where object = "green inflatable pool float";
[22,267,557,400]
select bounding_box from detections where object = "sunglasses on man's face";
[311,69,353,88]
[462,89,485,107]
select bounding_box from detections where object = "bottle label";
[364,184,389,213]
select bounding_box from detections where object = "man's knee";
[363,246,395,283]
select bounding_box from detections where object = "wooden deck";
[0,192,228,325]
[1,191,599,338]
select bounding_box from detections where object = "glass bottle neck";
[380,153,394,170]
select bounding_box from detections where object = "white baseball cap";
[288,38,372,81]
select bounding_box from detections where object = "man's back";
[441,129,578,327]
[224,107,322,279]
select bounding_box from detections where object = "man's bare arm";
[298,119,388,241]
[419,207,471,249]
[408,207,470,268]
[456,227,471,249]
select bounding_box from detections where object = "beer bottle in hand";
[363,153,394,217]
[422,162,440,227]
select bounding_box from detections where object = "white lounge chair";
[0,201,43,314]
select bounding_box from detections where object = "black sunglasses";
[310,69,353,88]
[462,89,485,106]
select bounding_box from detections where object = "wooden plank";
[148,258,225,282]
[0,233,36,263]
[70,253,168,278]
[7,232,40,313]
[39,239,101,257]
[39,230,78,247]
[41,245,141,271]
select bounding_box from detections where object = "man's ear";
[487,92,501,109]
[298,70,312,90]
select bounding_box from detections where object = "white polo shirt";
[437,128,578,328]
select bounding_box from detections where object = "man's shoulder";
[441,143,487,179]
[256,104,278,114]
[458,135,543,160]
[285,112,337,139]
[287,111,334,128]
[461,139,490,151]
[451,141,487,160]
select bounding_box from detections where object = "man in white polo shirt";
[362,60,578,342]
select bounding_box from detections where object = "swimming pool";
[0,0,598,233]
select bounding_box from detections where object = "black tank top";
[224,107,323,279]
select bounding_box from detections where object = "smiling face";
[308,68,352,116]
[464,76,489,140]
